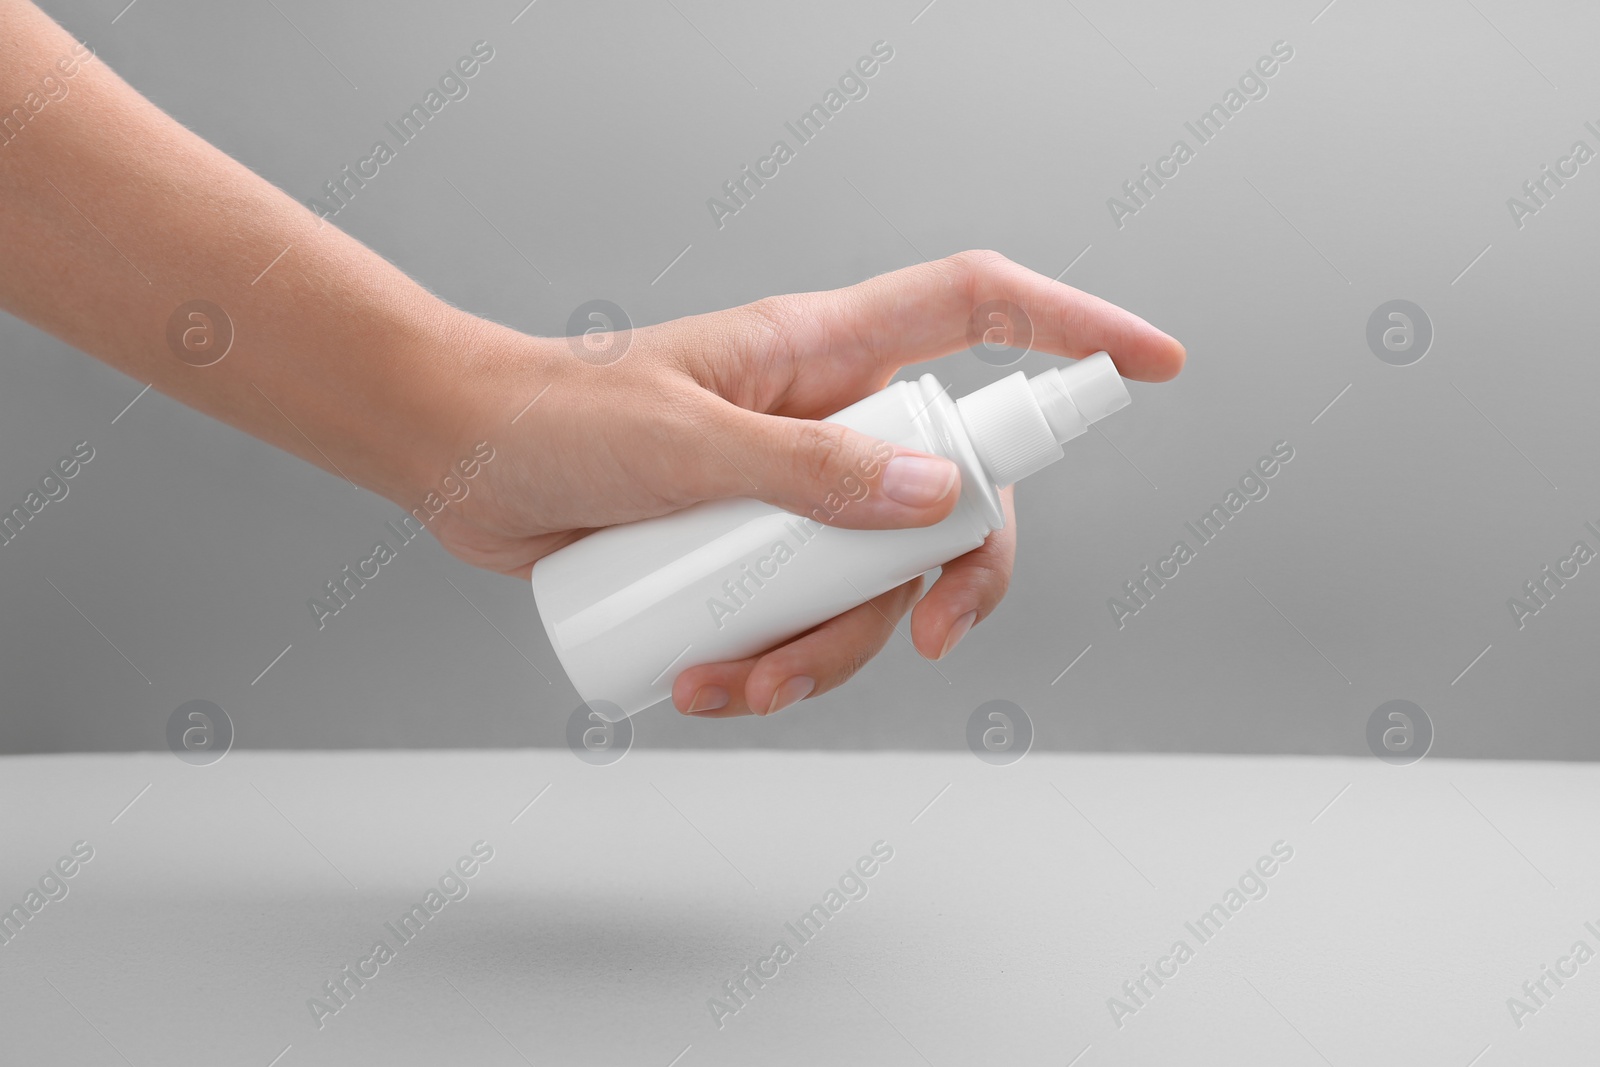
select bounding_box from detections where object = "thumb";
[709,406,962,530]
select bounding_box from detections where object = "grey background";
[3,0,1595,757]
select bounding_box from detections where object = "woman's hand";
[433,250,1184,718]
[0,6,1180,720]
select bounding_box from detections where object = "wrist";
[387,305,559,509]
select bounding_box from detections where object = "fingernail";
[684,686,729,714]
[939,610,977,659]
[881,455,958,508]
[765,676,814,715]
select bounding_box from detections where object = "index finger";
[770,248,1185,384]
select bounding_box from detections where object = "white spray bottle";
[531,351,1132,718]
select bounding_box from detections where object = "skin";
[0,1,1184,720]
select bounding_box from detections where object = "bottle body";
[531,352,1132,719]
[531,374,1002,719]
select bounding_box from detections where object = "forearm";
[0,1,515,504]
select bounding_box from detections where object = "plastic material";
[531,352,1132,718]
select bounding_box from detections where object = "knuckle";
[980,563,1013,605]
[742,296,799,357]
[836,629,887,683]
[841,642,875,681]
[855,587,918,674]
[964,552,1012,608]
[948,248,1010,277]
[953,248,1008,268]
[791,418,849,487]
[944,248,1012,305]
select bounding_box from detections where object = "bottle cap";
[954,352,1131,488]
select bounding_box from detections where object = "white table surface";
[2,749,1595,1066]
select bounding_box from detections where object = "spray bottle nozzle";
[1029,351,1132,444]
[954,352,1131,488]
